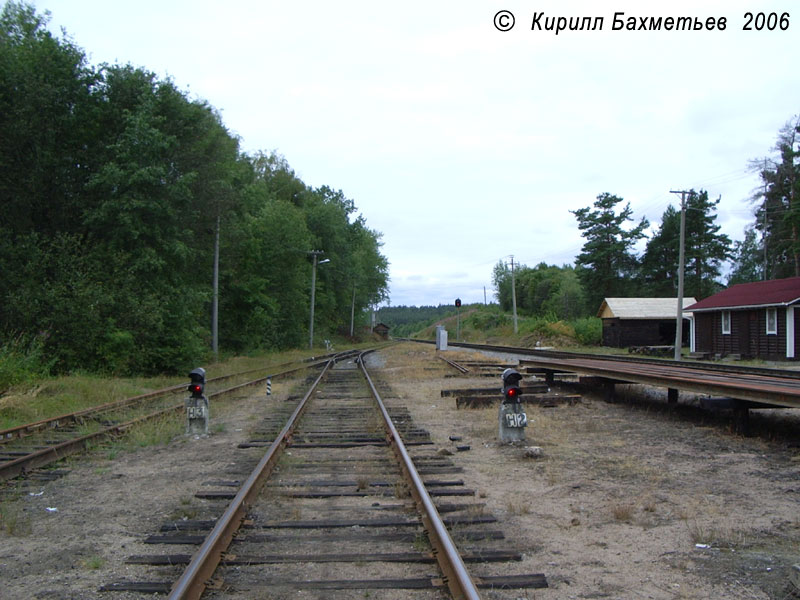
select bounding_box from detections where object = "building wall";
[695,308,790,359]
[602,318,688,348]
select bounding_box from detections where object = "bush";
[573,317,602,345]
[469,311,510,330]
[0,334,53,391]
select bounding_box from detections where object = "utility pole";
[308,250,326,349]
[670,190,689,360]
[510,256,518,334]
[350,282,356,337]
[211,214,220,360]
[763,158,769,280]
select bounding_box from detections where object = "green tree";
[754,117,800,279]
[493,262,586,319]
[641,191,731,299]
[0,3,389,374]
[572,193,648,311]
[0,2,99,237]
[683,190,731,298]
[728,225,764,285]
[640,205,681,296]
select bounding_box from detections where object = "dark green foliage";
[572,317,602,346]
[493,262,587,320]
[639,205,681,296]
[640,191,731,299]
[0,3,388,376]
[0,334,54,392]
[468,309,510,330]
[728,225,764,284]
[753,117,800,279]
[682,190,731,298]
[376,305,458,338]
[572,193,649,311]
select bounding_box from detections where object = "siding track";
[0,353,353,482]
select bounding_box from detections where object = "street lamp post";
[308,251,329,349]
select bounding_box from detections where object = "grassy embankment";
[404,304,605,352]
[0,345,368,432]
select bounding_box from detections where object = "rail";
[358,351,481,600]
[0,352,360,481]
[167,359,334,599]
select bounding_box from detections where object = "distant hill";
[375,304,467,337]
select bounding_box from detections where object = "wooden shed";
[597,297,696,348]
[685,277,800,360]
[372,322,390,340]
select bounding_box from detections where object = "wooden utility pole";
[212,214,220,359]
[670,190,689,360]
[510,256,518,334]
[308,250,326,349]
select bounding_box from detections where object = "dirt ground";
[1,342,799,599]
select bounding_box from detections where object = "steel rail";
[357,352,482,600]
[438,355,470,374]
[0,385,185,444]
[402,339,800,408]
[0,354,349,444]
[0,357,344,481]
[522,354,800,408]
[167,360,334,599]
[402,338,800,381]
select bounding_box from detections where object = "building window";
[766,307,777,335]
[721,310,731,335]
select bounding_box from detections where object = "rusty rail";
[438,355,470,374]
[358,352,481,600]
[167,360,334,599]
[0,354,353,481]
[403,339,800,409]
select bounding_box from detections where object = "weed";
[394,480,410,499]
[0,492,31,537]
[412,531,431,552]
[124,415,181,448]
[611,503,635,522]
[81,555,105,570]
[506,500,532,515]
[170,497,198,521]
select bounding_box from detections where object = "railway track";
[0,352,357,482]
[103,351,547,598]
[406,339,800,410]
[419,339,800,380]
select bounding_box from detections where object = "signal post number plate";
[505,412,527,428]
[187,406,206,419]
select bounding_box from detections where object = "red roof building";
[685,277,800,360]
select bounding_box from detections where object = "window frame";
[721,310,731,335]
[766,307,778,335]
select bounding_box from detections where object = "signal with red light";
[501,368,523,404]
[188,367,206,398]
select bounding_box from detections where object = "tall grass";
[0,334,53,393]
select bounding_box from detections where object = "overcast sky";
[34,0,800,307]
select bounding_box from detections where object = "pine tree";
[572,193,648,310]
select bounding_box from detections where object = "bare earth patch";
[1,344,799,599]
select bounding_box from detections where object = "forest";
[3,1,799,381]
[0,3,388,378]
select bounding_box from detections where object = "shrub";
[573,317,602,345]
[0,334,53,392]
